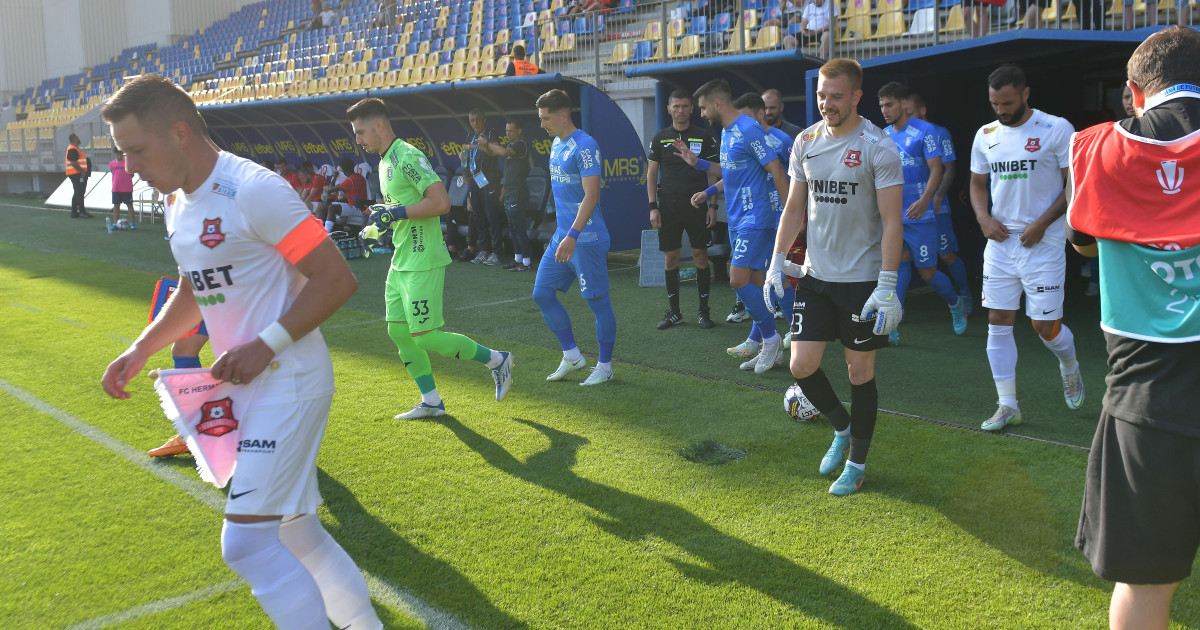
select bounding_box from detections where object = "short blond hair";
[819,58,863,91]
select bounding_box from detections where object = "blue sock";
[734,283,777,340]
[896,262,912,308]
[748,323,763,343]
[928,270,960,307]
[587,294,616,364]
[173,356,202,369]
[945,257,969,296]
[533,286,576,351]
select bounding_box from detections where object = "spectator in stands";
[372,0,397,28]
[65,133,92,219]
[297,161,327,211]
[1020,0,1050,28]
[460,109,505,265]
[109,148,135,230]
[567,0,613,16]
[781,0,837,59]
[277,160,301,190]
[963,0,1006,37]
[506,45,545,76]
[762,89,803,139]
[483,119,535,271]
[260,158,276,171]
[315,158,367,233]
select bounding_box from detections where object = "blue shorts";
[936,211,958,256]
[902,221,938,268]
[729,227,774,271]
[535,240,610,299]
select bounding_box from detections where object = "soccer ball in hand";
[784,384,820,422]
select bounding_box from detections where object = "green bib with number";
[1098,239,1200,342]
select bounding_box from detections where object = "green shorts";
[385,266,445,334]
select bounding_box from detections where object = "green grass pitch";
[1,200,1196,629]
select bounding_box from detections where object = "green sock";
[416,329,490,364]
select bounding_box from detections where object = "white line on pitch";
[63,579,246,630]
[0,378,475,630]
[451,295,530,310]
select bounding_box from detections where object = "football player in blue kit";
[686,79,791,375]
[532,89,618,386]
[878,82,967,344]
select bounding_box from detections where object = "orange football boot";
[148,434,190,457]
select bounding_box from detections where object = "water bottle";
[105,216,113,234]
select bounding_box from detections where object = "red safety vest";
[1068,122,1200,249]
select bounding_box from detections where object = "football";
[784,384,820,422]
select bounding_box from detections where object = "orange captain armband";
[275,216,328,264]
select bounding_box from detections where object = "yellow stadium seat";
[483,43,497,59]
[401,54,417,70]
[338,76,352,92]
[496,56,511,76]
[872,10,906,36]
[482,57,496,76]
[558,33,576,52]
[643,21,663,40]
[495,29,510,44]
[466,60,481,78]
[741,9,759,28]
[720,28,752,52]
[453,48,468,63]
[607,42,631,63]
[359,73,372,90]
[754,25,781,49]
[876,0,903,11]
[450,62,467,81]
[417,40,430,54]
[667,18,687,37]
[437,64,452,82]
[543,35,559,53]
[941,4,964,30]
[468,47,482,62]
[840,14,873,39]
[674,34,701,57]
[470,32,483,47]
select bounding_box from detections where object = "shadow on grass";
[438,415,918,628]
[318,468,527,629]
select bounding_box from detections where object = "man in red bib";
[1067,27,1200,630]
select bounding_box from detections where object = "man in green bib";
[347,98,514,418]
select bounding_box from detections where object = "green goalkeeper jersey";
[380,139,451,272]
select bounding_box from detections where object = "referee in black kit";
[646,89,721,330]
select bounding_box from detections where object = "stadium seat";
[496,56,511,75]
[741,9,760,28]
[672,34,701,57]
[558,32,576,51]
[753,25,781,49]
[627,39,655,62]
[496,29,511,44]
[876,0,902,12]
[872,10,906,36]
[612,0,636,14]
[607,42,632,64]
[904,0,936,9]
[689,15,709,34]
[720,27,752,52]
[940,4,965,30]
[642,21,663,40]
[908,7,937,32]
[667,18,687,37]
[840,13,873,38]
[713,12,734,30]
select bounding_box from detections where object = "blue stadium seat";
[558,19,571,35]
[713,12,732,30]
[612,0,635,13]
[575,14,604,33]
[536,0,549,11]
[484,30,496,44]
[457,34,469,48]
[743,0,761,10]
[628,40,655,62]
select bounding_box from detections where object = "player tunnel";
[198,74,651,251]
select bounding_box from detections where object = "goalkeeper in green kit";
[347,98,514,418]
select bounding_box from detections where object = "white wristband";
[258,321,294,355]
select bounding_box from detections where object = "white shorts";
[224,395,330,516]
[981,236,1066,320]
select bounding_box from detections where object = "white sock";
[222,520,328,630]
[324,220,335,233]
[486,349,503,369]
[523,257,531,266]
[563,347,583,362]
[595,361,612,373]
[987,324,1019,408]
[763,333,781,346]
[835,427,850,437]
[280,514,382,630]
[846,461,865,471]
[421,389,442,406]
[1041,324,1079,375]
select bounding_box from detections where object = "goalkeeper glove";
[368,204,407,229]
[763,252,786,315]
[860,270,903,335]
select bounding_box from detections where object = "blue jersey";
[884,117,943,223]
[721,114,780,231]
[549,129,608,247]
[930,122,955,215]
[766,125,793,172]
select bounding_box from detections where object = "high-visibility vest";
[65,143,89,176]
[511,59,540,76]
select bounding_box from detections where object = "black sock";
[795,369,850,432]
[697,266,711,314]
[665,268,681,314]
[848,379,878,465]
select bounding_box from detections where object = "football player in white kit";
[100,75,382,630]
[969,64,1084,432]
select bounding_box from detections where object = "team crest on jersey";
[802,130,819,142]
[200,218,226,248]
[1025,138,1041,152]
[197,397,238,436]
[844,150,862,167]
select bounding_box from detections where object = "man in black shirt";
[1067,27,1200,630]
[646,90,720,329]
[763,88,803,139]
[484,119,535,271]
[460,109,505,265]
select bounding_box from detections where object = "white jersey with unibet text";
[791,118,904,283]
[970,108,1074,241]
[165,152,334,405]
